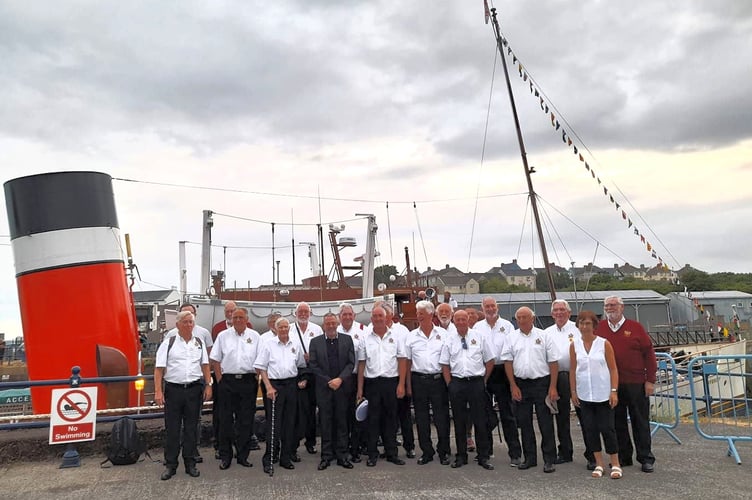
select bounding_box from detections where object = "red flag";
[484,0,490,24]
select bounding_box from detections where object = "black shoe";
[451,457,467,469]
[337,459,354,469]
[160,468,176,480]
[478,459,494,470]
[279,461,295,470]
[306,444,317,454]
[510,457,522,467]
[586,461,597,471]
[249,439,261,451]
[219,460,231,470]
[366,457,377,467]
[194,455,203,464]
[237,459,253,467]
[263,464,273,474]
[185,465,200,477]
[641,462,654,473]
[439,455,450,466]
[621,459,634,467]
[350,454,362,463]
[379,451,386,459]
[318,459,330,470]
[417,456,433,465]
[554,456,572,464]
[291,453,301,463]
[387,456,405,465]
[405,449,416,459]
[518,462,537,470]
[543,463,556,473]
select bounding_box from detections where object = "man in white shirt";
[400,300,451,465]
[383,302,415,458]
[502,306,560,473]
[210,307,261,470]
[154,311,212,480]
[356,305,407,467]
[474,296,522,466]
[544,299,581,465]
[440,309,495,470]
[290,302,323,457]
[337,302,366,462]
[435,303,457,334]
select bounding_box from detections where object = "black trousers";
[397,394,415,451]
[486,364,522,459]
[347,373,367,456]
[515,376,556,465]
[574,405,595,462]
[317,378,351,461]
[554,371,574,460]
[364,376,399,460]
[411,373,450,459]
[580,400,618,454]
[217,374,258,462]
[164,381,203,469]
[296,379,317,449]
[263,378,297,466]
[615,383,655,465]
[448,376,490,460]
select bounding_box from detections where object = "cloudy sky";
[1,0,751,339]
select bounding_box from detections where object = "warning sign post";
[49,387,98,444]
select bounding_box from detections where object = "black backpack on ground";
[101,416,150,466]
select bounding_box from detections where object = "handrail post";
[59,366,82,468]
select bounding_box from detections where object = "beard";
[606,311,622,323]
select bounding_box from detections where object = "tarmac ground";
[1,421,751,500]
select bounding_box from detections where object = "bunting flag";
[496,38,674,272]
[647,242,652,251]
[651,250,657,258]
[603,186,608,195]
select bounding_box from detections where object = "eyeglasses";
[460,337,468,350]
[604,303,620,308]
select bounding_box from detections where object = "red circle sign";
[57,389,92,422]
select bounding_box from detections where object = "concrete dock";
[1,423,750,500]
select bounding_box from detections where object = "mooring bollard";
[59,366,82,468]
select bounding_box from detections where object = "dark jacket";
[308,333,355,388]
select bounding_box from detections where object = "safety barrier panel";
[649,352,682,444]
[688,354,751,464]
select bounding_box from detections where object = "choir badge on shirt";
[354,334,359,339]
[389,338,394,343]
[568,333,574,343]
[471,339,477,345]
[535,338,542,345]
[624,330,632,336]
[436,334,441,340]
[246,338,253,344]
[291,347,297,354]
[310,332,315,337]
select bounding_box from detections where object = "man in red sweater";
[596,295,657,473]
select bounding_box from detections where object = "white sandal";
[611,466,623,479]
[592,466,604,478]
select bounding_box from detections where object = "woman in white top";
[569,310,622,479]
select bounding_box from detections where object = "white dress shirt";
[402,326,447,374]
[439,328,494,378]
[544,320,581,371]
[156,334,208,384]
[254,337,306,380]
[209,327,261,374]
[290,321,323,354]
[358,328,403,378]
[501,327,560,379]
[339,322,366,374]
[474,316,515,365]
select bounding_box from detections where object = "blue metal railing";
[650,352,682,444]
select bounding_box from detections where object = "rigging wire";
[413,202,429,268]
[386,202,394,263]
[212,211,367,227]
[467,45,500,273]
[113,176,524,206]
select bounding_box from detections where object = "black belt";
[412,372,442,380]
[225,373,257,380]
[270,377,297,384]
[558,370,570,374]
[166,379,202,389]
[452,375,483,382]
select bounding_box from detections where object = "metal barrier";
[688,354,751,464]
[649,352,682,444]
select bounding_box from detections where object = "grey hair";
[603,295,624,306]
[339,303,354,314]
[551,299,571,312]
[176,311,195,322]
[294,302,311,315]
[416,300,435,315]
[275,317,290,329]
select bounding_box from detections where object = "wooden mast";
[489,7,557,300]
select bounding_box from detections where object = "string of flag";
[493,33,670,271]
